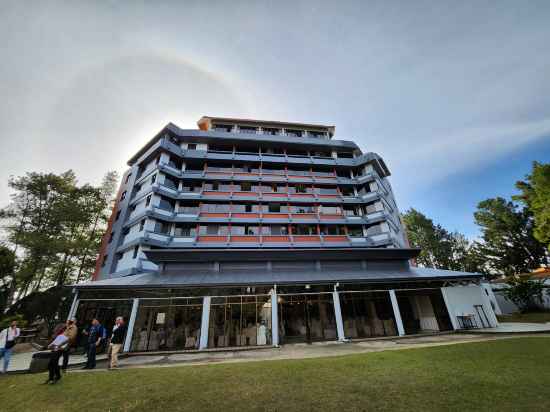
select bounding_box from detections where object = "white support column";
[67,289,79,321]
[332,290,346,342]
[271,287,279,347]
[389,290,405,336]
[123,298,140,352]
[199,296,211,350]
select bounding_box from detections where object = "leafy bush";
[504,276,545,312]
[0,313,28,329]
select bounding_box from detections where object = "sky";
[1,1,549,239]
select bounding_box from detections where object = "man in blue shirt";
[82,318,106,369]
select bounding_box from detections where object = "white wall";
[441,285,498,329]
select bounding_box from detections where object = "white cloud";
[0,1,549,209]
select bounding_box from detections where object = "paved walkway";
[8,327,549,373]
[476,322,550,333]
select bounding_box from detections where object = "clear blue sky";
[1,1,549,241]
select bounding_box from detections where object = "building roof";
[74,265,480,290]
[197,116,335,134]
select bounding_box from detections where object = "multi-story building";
[71,116,498,352]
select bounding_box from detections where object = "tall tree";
[402,209,476,271]
[473,197,548,276]
[0,170,118,305]
[514,161,550,251]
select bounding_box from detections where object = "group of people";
[44,316,127,384]
[0,316,127,384]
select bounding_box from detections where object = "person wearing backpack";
[0,320,21,374]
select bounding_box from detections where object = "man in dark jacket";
[109,317,127,369]
[82,318,106,369]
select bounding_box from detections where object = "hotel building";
[70,116,498,352]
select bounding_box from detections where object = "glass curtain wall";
[130,298,203,351]
[278,293,337,343]
[208,295,272,348]
[74,299,133,351]
[339,292,398,338]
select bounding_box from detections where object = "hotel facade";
[70,116,498,352]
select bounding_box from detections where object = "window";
[293,225,317,235]
[239,182,251,192]
[151,174,157,184]
[232,204,252,213]
[239,126,257,134]
[187,143,197,150]
[204,182,219,191]
[139,219,145,231]
[158,198,175,212]
[179,202,199,214]
[245,225,260,235]
[155,156,160,165]
[101,254,108,267]
[347,226,364,237]
[320,206,341,215]
[154,221,171,235]
[145,195,152,207]
[270,225,288,235]
[292,205,315,214]
[120,191,127,201]
[268,203,281,213]
[182,183,201,193]
[320,225,341,236]
[164,176,178,190]
[132,245,139,259]
[115,210,121,221]
[174,224,197,237]
[108,232,114,243]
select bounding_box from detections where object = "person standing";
[109,317,127,369]
[44,328,69,384]
[82,319,105,370]
[0,320,21,374]
[61,319,78,372]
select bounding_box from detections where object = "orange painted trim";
[198,236,227,242]
[263,213,289,219]
[291,213,317,219]
[232,213,260,219]
[230,236,260,242]
[323,235,348,242]
[319,214,344,219]
[262,236,291,242]
[293,235,321,242]
[233,191,259,197]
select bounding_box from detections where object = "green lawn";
[2,337,549,411]
[498,312,550,323]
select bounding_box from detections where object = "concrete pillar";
[389,290,405,336]
[123,298,140,352]
[199,296,211,350]
[67,290,79,321]
[271,288,279,346]
[332,290,346,341]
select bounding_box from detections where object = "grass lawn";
[497,312,550,323]
[2,337,549,412]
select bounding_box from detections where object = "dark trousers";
[85,343,97,368]
[62,348,70,370]
[48,351,62,381]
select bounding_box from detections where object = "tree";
[473,197,548,276]
[504,276,545,312]
[402,209,476,271]
[515,161,550,251]
[0,170,118,306]
[0,245,16,312]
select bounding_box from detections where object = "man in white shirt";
[0,320,21,373]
